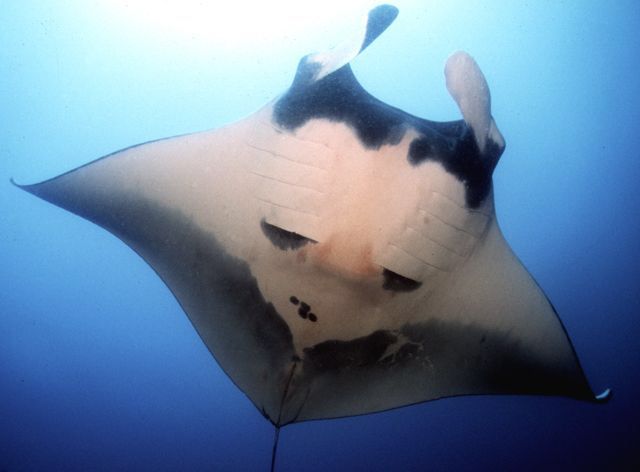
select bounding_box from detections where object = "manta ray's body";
[16,4,607,466]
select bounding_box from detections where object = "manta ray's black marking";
[408,131,502,208]
[289,297,318,322]
[274,64,503,208]
[300,320,595,401]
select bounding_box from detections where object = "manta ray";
[15,4,608,469]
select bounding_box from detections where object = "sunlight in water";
[106,0,378,46]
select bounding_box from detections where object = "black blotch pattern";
[260,219,314,251]
[408,129,502,208]
[274,64,409,149]
[304,330,398,371]
[273,62,505,209]
[382,268,422,292]
[290,296,318,323]
[300,319,595,401]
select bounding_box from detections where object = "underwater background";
[1,1,638,470]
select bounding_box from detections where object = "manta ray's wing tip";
[10,177,35,192]
[9,177,25,189]
[595,388,612,403]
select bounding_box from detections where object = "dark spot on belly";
[298,302,311,319]
[290,297,318,322]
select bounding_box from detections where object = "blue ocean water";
[1,1,638,470]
